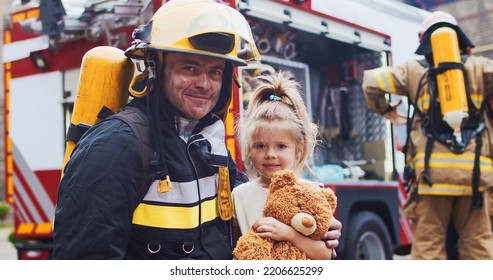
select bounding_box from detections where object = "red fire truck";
[2,0,428,259]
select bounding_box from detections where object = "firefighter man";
[362,11,493,259]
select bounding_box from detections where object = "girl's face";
[249,127,299,187]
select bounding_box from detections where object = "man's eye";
[211,69,223,76]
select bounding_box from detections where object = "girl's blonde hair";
[237,70,318,178]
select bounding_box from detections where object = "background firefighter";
[362,11,493,260]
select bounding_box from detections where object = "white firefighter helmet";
[419,11,457,36]
[415,11,474,55]
[125,0,261,66]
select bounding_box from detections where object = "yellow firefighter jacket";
[362,56,493,196]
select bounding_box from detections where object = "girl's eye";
[254,143,265,149]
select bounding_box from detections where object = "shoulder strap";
[106,106,153,209]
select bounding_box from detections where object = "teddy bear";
[233,170,337,260]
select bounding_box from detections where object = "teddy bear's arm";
[233,230,275,260]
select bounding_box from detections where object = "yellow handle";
[217,167,233,221]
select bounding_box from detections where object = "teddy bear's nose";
[291,212,316,236]
[302,217,315,228]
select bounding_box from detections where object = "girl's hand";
[252,217,296,242]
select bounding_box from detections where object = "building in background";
[404,0,456,10]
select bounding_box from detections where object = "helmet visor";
[188,32,235,55]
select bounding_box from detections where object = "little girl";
[232,70,333,259]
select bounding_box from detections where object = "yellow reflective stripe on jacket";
[414,152,493,171]
[413,152,492,195]
[417,183,486,195]
[374,68,397,93]
[132,198,218,229]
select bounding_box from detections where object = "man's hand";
[383,99,407,126]
[322,218,342,259]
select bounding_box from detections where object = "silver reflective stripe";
[142,174,218,204]
[376,69,393,93]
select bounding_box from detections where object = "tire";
[343,211,393,260]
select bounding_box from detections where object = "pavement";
[0,211,17,260]
[0,226,16,260]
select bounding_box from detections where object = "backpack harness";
[403,56,485,208]
[66,105,153,209]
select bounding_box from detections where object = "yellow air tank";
[62,46,135,175]
[431,26,469,144]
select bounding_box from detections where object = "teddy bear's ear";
[269,170,297,192]
[321,188,337,211]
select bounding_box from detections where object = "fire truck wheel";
[343,211,393,260]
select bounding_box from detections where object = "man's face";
[162,52,226,120]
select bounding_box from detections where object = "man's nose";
[194,72,211,89]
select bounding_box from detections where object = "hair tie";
[269,94,282,101]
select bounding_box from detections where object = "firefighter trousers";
[405,189,493,260]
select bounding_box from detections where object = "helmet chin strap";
[146,54,157,80]
[128,51,161,98]
[146,54,159,96]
